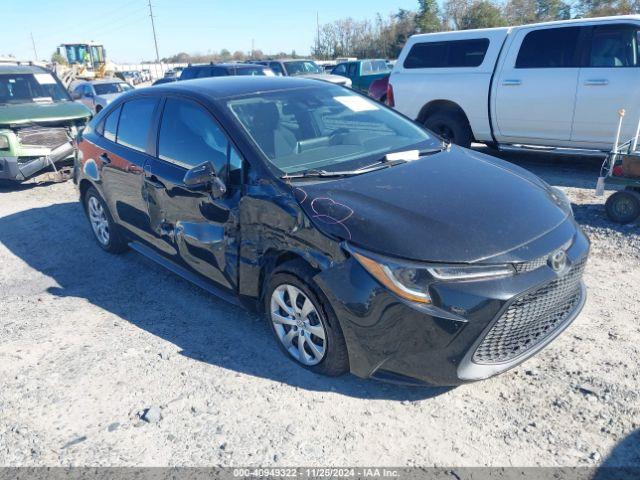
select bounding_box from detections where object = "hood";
[0,101,91,127]
[299,74,352,86]
[293,147,571,263]
[96,93,121,104]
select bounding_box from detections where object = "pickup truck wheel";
[83,187,127,253]
[605,190,640,224]
[265,268,349,377]
[424,111,473,148]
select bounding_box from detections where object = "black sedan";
[75,77,589,386]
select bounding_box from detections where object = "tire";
[605,189,640,224]
[264,263,349,377]
[424,111,473,148]
[83,186,128,253]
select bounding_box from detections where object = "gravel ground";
[0,152,638,468]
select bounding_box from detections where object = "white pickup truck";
[388,15,640,155]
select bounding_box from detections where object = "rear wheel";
[605,189,640,224]
[265,265,349,376]
[83,187,127,253]
[424,111,473,148]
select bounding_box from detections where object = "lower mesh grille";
[17,127,70,149]
[473,256,587,364]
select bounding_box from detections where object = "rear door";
[94,97,161,244]
[145,96,243,292]
[571,23,640,148]
[494,26,583,144]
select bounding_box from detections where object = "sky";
[3,0,420,63]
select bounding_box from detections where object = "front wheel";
[605,189,640,224]
[265,268,349,376]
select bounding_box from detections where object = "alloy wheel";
[270,284,327,366]
[88,196,110,246]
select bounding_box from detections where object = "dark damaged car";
[0,64,91,182]
[75,77,589,386]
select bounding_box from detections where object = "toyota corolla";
[75,77,589,385]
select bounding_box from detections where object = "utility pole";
[251,38,255,59]
[316,12,320,59]
[30,32,38,61]
[147,0,162,77]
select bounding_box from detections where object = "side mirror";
[183,162,226,198]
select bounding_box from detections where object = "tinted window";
[404,39,490,68]
[332,63,347,75]
[269,62,284,76]
[180,68,198,80]
[589,25,640,67]
[516,27,581,68]
[158,98,228,175]
[116,98,158,152]
[103,105,121,142]
[347,63,358,77]
[236,66,267,76]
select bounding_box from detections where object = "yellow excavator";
[54,42,115,88]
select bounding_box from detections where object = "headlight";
[351,248,515,304]
[352,251,432,303]
[0,135,9,150]
[550,187,573,217]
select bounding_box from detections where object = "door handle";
[502,79,521,86]
[145,175,165,190]
[99,153,111,165]
[584,79,609,86]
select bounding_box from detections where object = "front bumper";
[0,141,75,181]
[314,225,590,386]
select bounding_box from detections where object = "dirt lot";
[0,152,639,468]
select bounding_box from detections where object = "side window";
[116,98,158,152]
[180,68,197,80]
[361,61,373,74]
[516,27,581,68]
[404,39,490,68]
[347,63,358,77]
[332,63,347,75]
[83,85,93,96]
[589,25,639,67]
[158,98,229,177]
[103,105,121,142]
[269,62,284,76]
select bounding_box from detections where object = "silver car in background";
[70,79,133,114]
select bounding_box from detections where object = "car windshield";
[236,66,272,76]
[93,82,132,95]
[283,61,323,75]
[226,85,438,175]
[0,73,70,105]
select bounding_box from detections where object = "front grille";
[473,256,587,364]
[17,127,70,149]
[514,255,548,273]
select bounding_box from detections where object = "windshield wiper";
[281,146,447,180]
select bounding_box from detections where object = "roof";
[143,76,328,100]
[75,78,126,85]
[185,63,268,69]
[409,14,640,40]
[0,64,49,75]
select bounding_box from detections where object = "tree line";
[311,0,640,60]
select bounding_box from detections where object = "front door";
[571,23,640,149]
[494,25,583,144]
[145,97,243,292]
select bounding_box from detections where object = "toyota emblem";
[549,250,568,273]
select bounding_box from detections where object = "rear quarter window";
[404,38,490,68]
